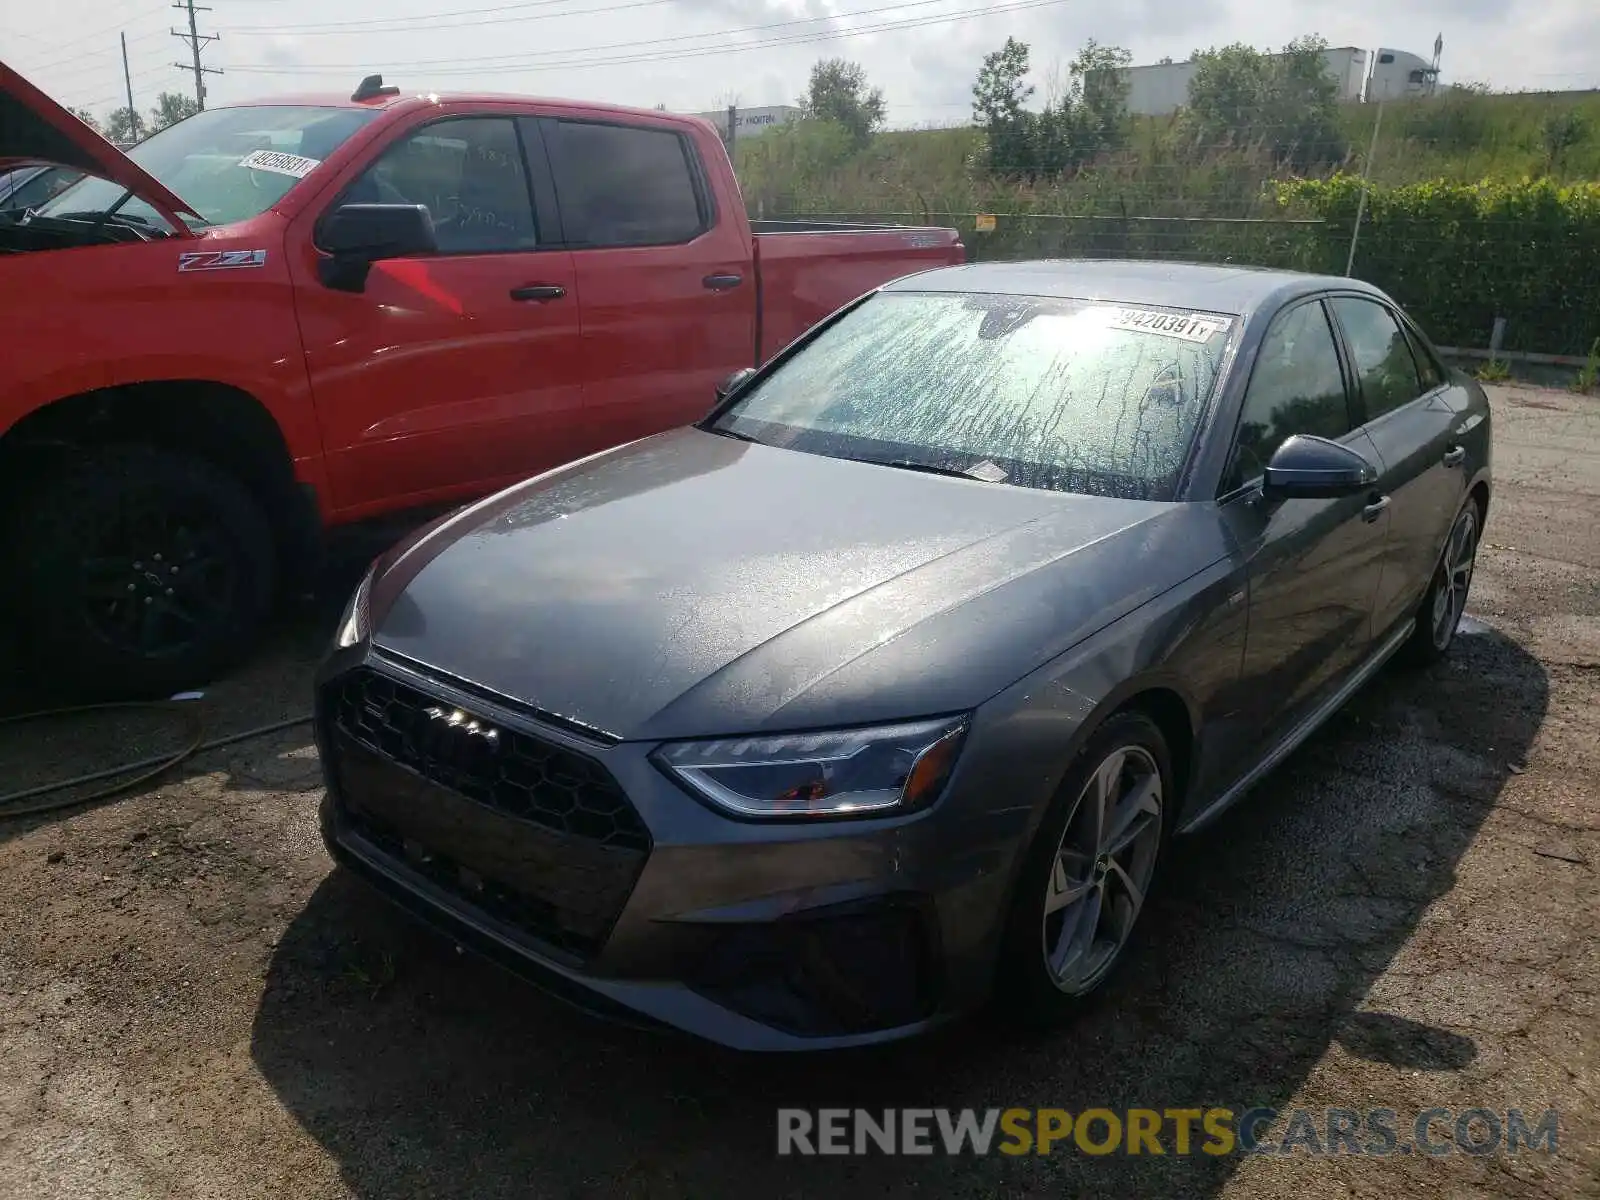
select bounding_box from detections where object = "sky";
[3,0,1596,128]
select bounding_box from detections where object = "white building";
[690,105,802,139]
[1115,46,1437,116]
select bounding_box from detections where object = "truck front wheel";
[8,446,277,699]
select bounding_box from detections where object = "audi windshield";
[709,291,1236,501]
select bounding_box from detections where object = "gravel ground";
[1,384,1596,1199]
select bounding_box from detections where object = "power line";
[226,0,630,35]
[73,64,175,113]
[9,1,163,63]
[15,24,168,77]
[222,0,1003,67]
[224,0,1073,77]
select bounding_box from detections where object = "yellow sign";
[974,213,997,233]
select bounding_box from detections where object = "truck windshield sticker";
[237,149,321,179]
[1106,307,1233,344]
[178,249,268,272]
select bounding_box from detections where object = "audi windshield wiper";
[705,426,765,445]
[873,458,1007,483]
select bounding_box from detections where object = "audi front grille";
[323,667,651,960]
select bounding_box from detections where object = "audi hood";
[363,429,1231,741]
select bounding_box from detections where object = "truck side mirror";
[716,367,757,402]
[317,203,438,293]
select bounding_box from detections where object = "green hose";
[0,702,313,819]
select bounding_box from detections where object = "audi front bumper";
[313,646,1040,1051]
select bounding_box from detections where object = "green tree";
[1070,40,1132,154]
[733,118,856,212]
[972,36,1035,176]
[148,91,200,133]
[66,106,102,133]
[799,58,885,149]
[105,106,146,144]
[1540,109,1590,173]
[1183,35,1345,169]
[974,38,1132,178]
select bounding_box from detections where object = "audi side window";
[1401,320,1445,391]
[1223,302,1352,494]
[344,117,537,254]
[1330,296,1424,421]
[545,120,706,247]
[3,167,80,212]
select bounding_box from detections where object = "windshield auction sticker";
[1107,307,1233,344]
[237,149,321,179]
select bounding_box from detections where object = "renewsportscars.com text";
[776,1107,1560,1157]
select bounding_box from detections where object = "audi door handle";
[1442,445,1466,468]
[510,284,566,302]
[1362,494,1392,523]
[703,273,743,291]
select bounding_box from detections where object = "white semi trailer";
[1117,45,1437,117]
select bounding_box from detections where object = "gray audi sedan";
[315,260,1492,1051]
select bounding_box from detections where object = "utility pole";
[121,32,139,138]
[171,0,222,110]
[1345,98,1385,278]
[726,103,737,161]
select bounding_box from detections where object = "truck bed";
[751,220,964,363]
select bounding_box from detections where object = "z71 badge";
[178,249,268,272]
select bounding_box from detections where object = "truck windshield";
[36,105,378,229]
[710,291,1234,502]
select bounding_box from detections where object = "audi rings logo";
[417,705,502,774]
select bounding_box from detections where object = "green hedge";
[1273,176,1600,356]
[772,176,1600,357]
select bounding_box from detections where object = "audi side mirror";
[716,367,758,402]
[1261,435,1378,500]
[317,203,438,292]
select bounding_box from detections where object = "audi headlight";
[334,565,374,649]
[651,716,968,820]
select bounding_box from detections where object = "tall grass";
[735,89,1600,219]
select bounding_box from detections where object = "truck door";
[530,112,757,450]
[290,110,587,517]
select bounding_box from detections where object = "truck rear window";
[544,120,707,247]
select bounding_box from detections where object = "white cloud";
[5,0,1595,125]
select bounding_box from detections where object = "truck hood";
[1,59,198,222]
[366,429,1222,741]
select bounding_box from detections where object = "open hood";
[1,59,199,223]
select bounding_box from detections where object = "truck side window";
[544,120,706,248]
[345,117,537,254]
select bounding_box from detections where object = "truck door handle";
[509,284,566,302]
[1442,445,1466,468]
[1362,493,1391,523]
[703,273,743,291]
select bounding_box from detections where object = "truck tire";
[6,446,277,700]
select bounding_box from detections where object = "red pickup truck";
[0,64,963,697]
